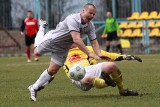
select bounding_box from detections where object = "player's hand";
[20,32,24,36]
[98,54,111,61]
[101,34,107,39]
[123,55,142,62]
[101,35,104,38]
[88,53,101,60]
[117,34,120,37]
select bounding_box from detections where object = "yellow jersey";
[63,46,122,79]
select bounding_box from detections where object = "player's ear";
[82,9,85,13]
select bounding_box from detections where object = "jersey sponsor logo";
[68,54,86,64]
[80,26,88,34]
[26,22,36,26]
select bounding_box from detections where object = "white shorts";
[36,32,69,66]
[72,62,105,91]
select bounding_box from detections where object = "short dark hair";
[27,10,33,13]
[84,3,96,9]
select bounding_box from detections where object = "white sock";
[32,69,52,90]
[34,26,45,47]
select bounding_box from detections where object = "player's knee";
[102,62,118,74]
[48,67,59,75]
[108,62,118,72]
[48,62,61,75]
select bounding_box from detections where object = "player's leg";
[101,62,123,90]
[36,75,55,91]
[28,52,66,101]
[29,44,39,61]
[32,61,60,90]
[34,20,48,57]
[82,75,108,89]
[113,31,123,54]
[26,46,31,62]
[28,60,61,101]
[25,36,31,62]
[101,62,138,96]
[106,41,110,52]
[34,20,48,48]
[75,64,111,90]
[30,35,39,61]
[115,40,123,54]
[71,75,107,91]
[101,62,117,87]
[106,33,112,52]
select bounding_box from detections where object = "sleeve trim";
[90,38,97,41]
[69,30,80,33]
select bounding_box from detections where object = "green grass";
[0,55,160,107]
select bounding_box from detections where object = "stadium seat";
[155,32,160,37]
[131,29,142,38]
[135,22,143,28]
[137,11,149,20]
[120,30,123,34]
[149,28,159,37]
[154,22,160,28]
[119,22,128,29]
[121,29,132,38]
[120,39,131,48]
[138,32,143,38]
[127,12,139,20]
[147,11,158,20]
[126,22,137,28]
[154,12,160,19]
[148,21,155,28]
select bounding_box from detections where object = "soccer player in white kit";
[28,3,110,101]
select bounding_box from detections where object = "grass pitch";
[0,55,160,107]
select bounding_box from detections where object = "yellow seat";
[120,39,131,48]
[127,12,139,20]
[137,32,143,37]
[121,29,132,38]
[135,22,143,28]
[148,21,155,28]
[131,29,142,38]
[137,11,149,20]
[119,22,128,29]
[157,32,160,37]
[154,12,160,19]
[154,22,160,28]
[149,28,159,37]
[147,11,158,20]
[126,22,137,28]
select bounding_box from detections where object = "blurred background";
[0,0,160,56]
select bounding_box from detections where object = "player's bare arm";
[70,31,100,60]
[90,39,111,60]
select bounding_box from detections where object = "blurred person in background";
[102,11,123,54]
[20,10,39,62]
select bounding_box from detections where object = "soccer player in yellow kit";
[38,45,142,96]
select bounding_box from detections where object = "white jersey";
[48,13,96,50]
[37,13,97,66]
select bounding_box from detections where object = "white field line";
[6,62,49,66]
